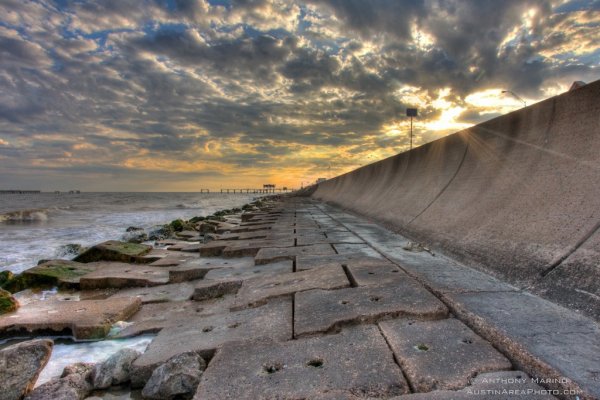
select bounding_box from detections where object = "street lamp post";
[501,90,527,107]
[406,108,418,150]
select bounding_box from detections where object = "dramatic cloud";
[0,0,598,191]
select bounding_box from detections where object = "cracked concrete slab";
[148,253,197,267]
[345,263,408,286]
[194,325,408,400]
[444,290,600,398]
[294,281,448,337]
[379,318,512,392]
[131,298,292,386]
[114,297,236,338]
[214,230,270,241]
[192,279,243,301]
[295,253,386,271]
[109,281,195,304]
[221,239,295,257]
[254,244,336,265]
[233,265,349,310]
[226,224,277,233]
[167,264,213,283]
[295,235,365,246]
[0,297,141,340]
[177,256,255,270]
[78,262,170,289]
[204,259,292,281]
[332,243,381,257]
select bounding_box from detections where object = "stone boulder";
[148,225,172,241]
[0,270,14,286]
[198,222,216,234]
[25,362,94,400]
[141,352,206,400]
[91,348,141,389]
[0,339,53,400]
[74,241,152,263]
[0,288,19,314]
[122,230,149,244]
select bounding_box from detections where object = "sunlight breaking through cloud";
[0,0,598,190]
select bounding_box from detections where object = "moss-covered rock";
[189,216,205,223]
[26,260,97,288]
[74,240,152,263]
[169,219,185,232]
[148,225,173,241]
[0,270,13,287]
[1,260,96,293]
[213,209,233,217]
[0,288,19,314]
[1,274,38,293]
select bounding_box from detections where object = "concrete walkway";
[316,201,600,399]
[193,197,598,399]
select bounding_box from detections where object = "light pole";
[501,90,527,107]
[406,108,418,150]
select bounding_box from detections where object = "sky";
[0,0,599,191]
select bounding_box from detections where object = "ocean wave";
[175,203,201,209]
[0,209,50,223]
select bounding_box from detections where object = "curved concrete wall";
[313,80,600,320]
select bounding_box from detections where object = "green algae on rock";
[0,288,19,314]
[0,270,14,286]
[1,260,96,293]
[74,240,152,263]
[25,260,97,288]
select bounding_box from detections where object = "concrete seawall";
[313,79,600,321]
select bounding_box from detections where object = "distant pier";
[0,190,41,194]
[218,188,293,194]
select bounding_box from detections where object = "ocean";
[0,192,256,274]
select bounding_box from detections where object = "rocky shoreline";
[0,198,268,400]
[0,195,589,399]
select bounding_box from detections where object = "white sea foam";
[0,193,257,273]
[0,209,50,222]
[35,335,155,387]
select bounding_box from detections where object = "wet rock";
[0,339,53,400]
[92,348,141,389]
[0,270,13,286]
[25,362,94,400]
[18,260,97,290]
[169,219,185,232]
[175,230,198,239]
[74,241,152,263]
[126,226,144,232]
[141,352,206,400]
[55,243,87,258]
[198,222,216,234]
[122,230,149,244]
[148,225,172,241]
[0,288,19,314]
[189,216,205,224]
